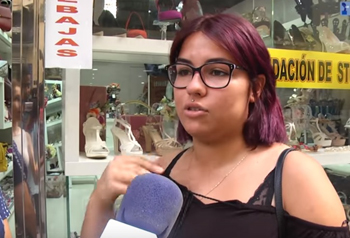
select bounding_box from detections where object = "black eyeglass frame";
[165,61,246,89]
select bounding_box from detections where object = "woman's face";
[174,32,253,140]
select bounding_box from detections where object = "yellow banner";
[268,48,350,89]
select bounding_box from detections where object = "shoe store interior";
[1,0,350,237]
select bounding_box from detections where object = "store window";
[57,0,350,237]
[0,0,15,236]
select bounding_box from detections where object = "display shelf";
[63,151,350,176]
[47,119,62,128]
[0,30,11,61]
[93,36,172,64]
[0,161,13,182]
[65,153,159,176]
[310,151,350,166]
[46,98,62,116]
[0,121,12,130]
[0,77,11,130]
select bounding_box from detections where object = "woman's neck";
[12,121,21,135]
[190,135,251,169]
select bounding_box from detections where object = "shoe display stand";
[153,19,180,40]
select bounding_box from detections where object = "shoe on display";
[273,20,293,49]
[317,25,350,53]
[94,10,127,37]
[0,0,11,7]
[345,118,350,129]
[111,118,143,155]
[294,0,313,24]
[252,6,271,38]
[156,0,182,22]
[319,121,346,147]
[309,118,333,148]
[142,125,183,156]
[181,0,203,25]
[83,117,109,159]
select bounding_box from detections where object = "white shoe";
[111,118,143,155]
[345,118,350,129]
[83,117,109,159]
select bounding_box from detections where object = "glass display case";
[0,5,14,235]
[45,0,350,236]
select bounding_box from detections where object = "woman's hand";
[92,156,164,206]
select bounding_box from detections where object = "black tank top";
[162,149,350,238]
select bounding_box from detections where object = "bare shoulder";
[282,150,346,226]
[24,131,33,144]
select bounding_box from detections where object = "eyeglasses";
[166,62,245,89]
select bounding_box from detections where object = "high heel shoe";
[93,10,127,37]
[289,24,308,49]
[273,20,293,49]
[345,118,350,129]
[319,120,346,147]
[181,0,203,25]
[83,117,109,159]
[299,26,324,51]
[309,118,332,147]
[156,0,182,22]
[317,25,350,53]
[142,125,182,156]
[111,118,143,155]
[285,121,299,146]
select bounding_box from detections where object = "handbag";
[274,148,294,238]
[125,11,147,39]
[0,6,11,31]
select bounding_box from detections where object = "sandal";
[345,118,350,129]
[142,125,183,156]
[111,118,143,155]
[83,117,109,159]
[309,118,332,148]
[285,121,299,146]
[320,120,346,147]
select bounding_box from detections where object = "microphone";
[100,173,183,238]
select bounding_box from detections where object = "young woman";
[81,14,350,238]
[12,81,39,197]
